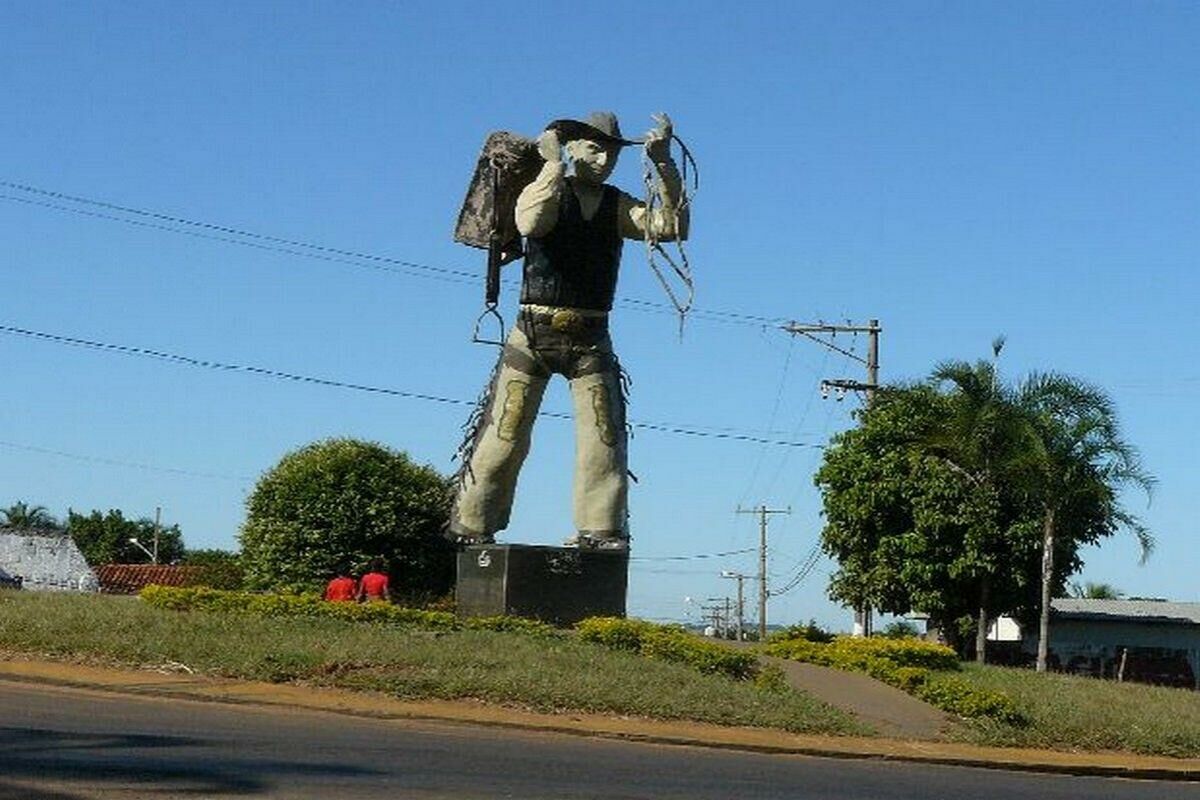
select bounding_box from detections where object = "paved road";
[0,681,1195,799]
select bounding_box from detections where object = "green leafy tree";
[816,385,1024,656]
[1,501,61,530]
[181,548,245,590]
[1017,374,1154,672]
[67,509,185,565]
[817,352,1153,666]
[926,353,1041,663]
[816,376,1097,659]
[238,438,454,598]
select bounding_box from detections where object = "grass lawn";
[934,662,1200,758]
[0,590,862,736]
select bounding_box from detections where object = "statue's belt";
[519,304,608,334]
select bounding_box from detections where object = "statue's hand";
[537,129,562,163]
[645,112,673,161]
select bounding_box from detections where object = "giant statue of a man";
[449,111,689,551]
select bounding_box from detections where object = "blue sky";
[2,2,1196,629]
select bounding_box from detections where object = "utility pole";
[781,319,880,403]
[737,504,791,641]
[782,318,881,636]
[152,506,161,565]
[721,570,747,641]
[699,602,722,637]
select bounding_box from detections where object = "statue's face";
[568,138,619,184]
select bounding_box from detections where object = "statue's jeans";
[450,322,628,542]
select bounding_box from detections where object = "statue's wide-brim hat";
[546,111,644,147]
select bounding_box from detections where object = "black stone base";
[455,544,628,626]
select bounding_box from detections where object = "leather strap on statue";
[454,131,543,346]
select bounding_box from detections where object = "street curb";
[2,659,1198,783]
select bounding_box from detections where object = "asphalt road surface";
[1,681,1196,799]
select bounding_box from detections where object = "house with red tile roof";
[94,564,206,595]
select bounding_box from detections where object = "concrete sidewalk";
[2,656,1198,782]
[764,656,950,738]
[725,639,949,738]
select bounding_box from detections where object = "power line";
[0,180,789,329]
[0,323,825,450]
[0,439,250,482]
[771,544,823,597]
[0,193,476,286]
[783,322,870,366]
[628,566,726,577]
[0,182,476,281]
[736,335,795,508]
[629,547,756,562]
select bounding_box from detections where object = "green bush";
[577,617,759,681]
[238,438,454,597]
[767,638,833,665]
[767,620,835,644]
[765,634,1024,725]
[462,615,557,637]
[575,616,660,652]
[753,663,790,693]
[915,676,1026,726]
[180,549,245,590]
[142,585,475,633]
[768,633,958,671]
[827,636,960,671]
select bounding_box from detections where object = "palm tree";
[927,354,1037,664]
[1,501,59,530]
[1017,374,1154,672]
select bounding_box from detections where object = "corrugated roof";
[1052,598,1200,625]
[94,564,205,594]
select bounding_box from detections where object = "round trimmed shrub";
[239,438,453,598]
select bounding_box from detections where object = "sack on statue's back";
[453,131,543,267]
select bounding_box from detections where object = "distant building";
[1026,598,1200,690]
[986,615,1022,642]
[0,526,99,592]
[94,564,205,595]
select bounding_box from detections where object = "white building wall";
[1028,619,1200,689]
[0,532,99,592]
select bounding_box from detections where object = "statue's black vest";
[521,182,623,312]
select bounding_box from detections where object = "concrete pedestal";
[455,544,628,626]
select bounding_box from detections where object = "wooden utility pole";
[781,319,880,403]
[152,506,161,565]
[781,318,881,635]
[737,505,791,641]
[721,570,747,641]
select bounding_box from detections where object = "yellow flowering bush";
[577,617,759,680]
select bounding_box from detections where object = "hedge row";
[138,585,557,637]
[769,635,960,671]
[140,588,761,683]
[576,617,759,681]
[766,635,1026,726]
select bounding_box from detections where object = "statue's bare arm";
[515,130,566,238]
[618,158,688,242]
[619,113,688,242]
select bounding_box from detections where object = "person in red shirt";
[357,559,391,603]
[323,573,357,602]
